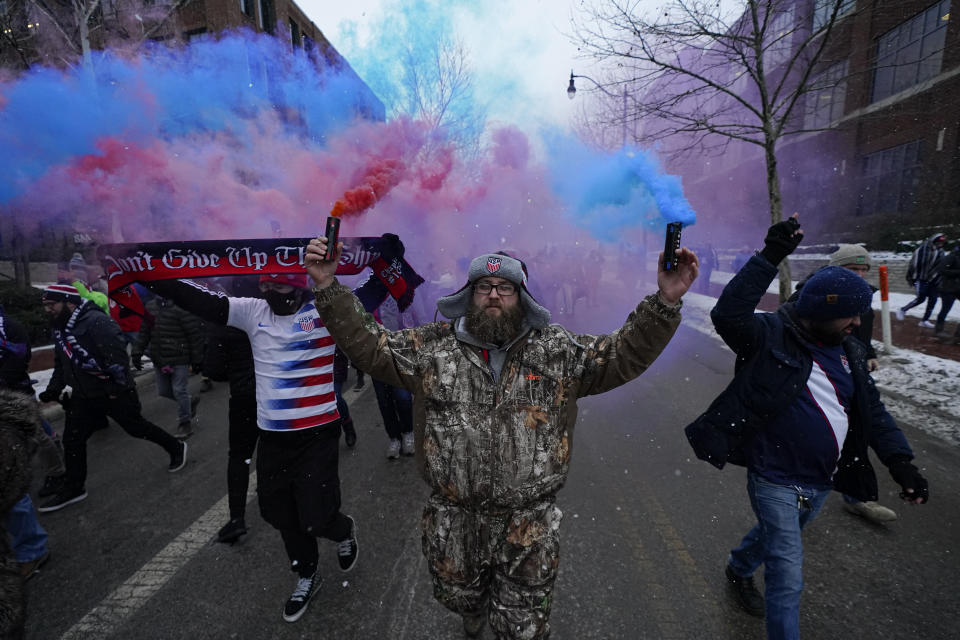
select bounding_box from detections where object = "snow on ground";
[709,270,960,322]
[682,286,960,447]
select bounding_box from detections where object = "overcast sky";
[297,0,614,132]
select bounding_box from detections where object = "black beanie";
[795,266,872,319]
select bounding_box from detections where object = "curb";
[39,369,156,423]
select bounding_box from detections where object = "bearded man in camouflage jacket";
[307,238,698,639]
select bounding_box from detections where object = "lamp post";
[567,70,649,276]
[567,70,629,148]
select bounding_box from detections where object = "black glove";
[759,216,803,265]
[38,389,57,403]
[887,457,929,504]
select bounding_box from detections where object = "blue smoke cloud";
[545,131,696,241]
[0,30,377,203]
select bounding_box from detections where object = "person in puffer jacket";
[132,297,206,439]
[307,238,697,640]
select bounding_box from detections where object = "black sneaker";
[282,572,321,623]
[168,441,188,472]
[217,518,248,544]
[19,551,50,580]
[38,474,65,498]
[175,421,194,440]
[342,420,357,448]
[37,488,88,513]
[337,516,358,572]
[725,565,764,617]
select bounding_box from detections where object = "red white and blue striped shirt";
[228,298,339,432]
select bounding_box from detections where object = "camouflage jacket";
[315,281,682,510]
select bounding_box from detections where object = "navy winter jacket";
[684,255,913,501]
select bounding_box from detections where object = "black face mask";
[264,290,302,316]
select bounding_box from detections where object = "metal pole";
[879,265,892,350]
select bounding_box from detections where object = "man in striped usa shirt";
[142,273,361,624]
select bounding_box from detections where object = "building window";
[872,0,950,103]
[289,18,300,47]
[813,0,856,31]
[184,27,208,42]
[763,6,796,72]
[858,140,923,216]
[803,60,849,129]
[258,0,275,34]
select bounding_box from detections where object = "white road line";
[60,474,257,640]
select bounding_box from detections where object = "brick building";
[663,0,958,249]
[0,0,383,284]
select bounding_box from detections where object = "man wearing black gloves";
[37,285,187,513]
[685,214,928,640]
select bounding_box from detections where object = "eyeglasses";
[474,282,517,296]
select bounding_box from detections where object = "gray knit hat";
[436,252,551,328]
[829,244,871,270]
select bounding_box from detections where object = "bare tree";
[572,0,855,300]
[396,33,485,159]
[22,0,192,69]
[401,35,482,151]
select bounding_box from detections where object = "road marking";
[60,475,257,640]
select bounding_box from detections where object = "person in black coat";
[933,243,960,337]
[794,245,897,524]
[685,215,928,639]
[36,285,187,513]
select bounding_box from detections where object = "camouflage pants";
[421,494,563,640]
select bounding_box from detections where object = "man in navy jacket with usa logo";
[684,214,928,640]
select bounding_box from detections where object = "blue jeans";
[156,364,192,425]
[5,495,49,563]
[728,473,831,640]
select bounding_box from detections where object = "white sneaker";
[895,309,905,321]
[386,439,401,459]
[401,432,415,456]
[918,320,935,329]
[843,500,898,523]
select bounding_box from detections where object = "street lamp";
[567,70,629,148]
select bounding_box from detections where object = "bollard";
[879,265,892,350]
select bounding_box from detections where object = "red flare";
[329,158,404,218]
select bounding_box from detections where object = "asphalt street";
[22,323,960,640]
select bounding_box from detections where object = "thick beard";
[807,320,848,346]
[464,299,524,346]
